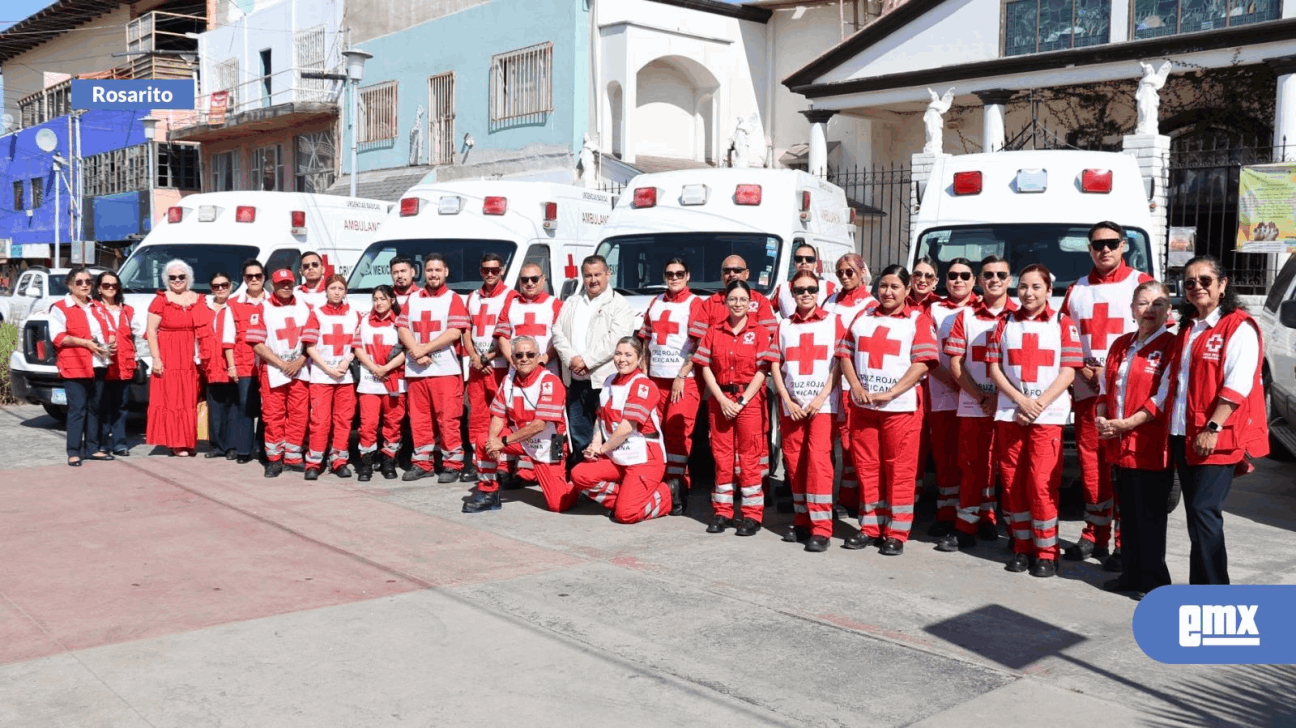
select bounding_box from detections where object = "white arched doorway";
[632,55,720,163]
[607,81,624,158]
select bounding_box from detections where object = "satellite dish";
[1,114,14,133]
[35,128,58,153]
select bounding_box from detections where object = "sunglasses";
[1183,276,1216,290]
[244,273,265,280]
[72,279,92,286]
[302,261,322,269]
[982,271,1010,280]
[794,255,817,264]
[835,268,856,278]
[513,351,538,360]
[722,267,747,275]
[100,283,120,290]
[914,271,937,280]
[1090,239,1122,252]
[947,271,973,281]
[791,286,819,295]
[211,282,231,290]
[518,275,541,285]
[168,275,187,282]
[480,266,502,275]
[663,270,687,280]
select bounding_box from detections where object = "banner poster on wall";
[1236,163,1296,254]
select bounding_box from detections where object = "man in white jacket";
[552,255,636,469]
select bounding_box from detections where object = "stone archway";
[632,55,720,163]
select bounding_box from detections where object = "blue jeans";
[99,378,130,452]
[1170,436,1234,585]
[565,378,600,469]
[64,370,105,458]
[232,375,261,457]
[207,381,238,454]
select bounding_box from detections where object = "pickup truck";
[1256,254,1296,459]
[2,266,79,328]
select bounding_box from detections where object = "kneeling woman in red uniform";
[837,265,939,556]
[301,274,359,481]
[353,285,406,482]
[572,337,674,523]
[693,280,777,537]
[987,264,1084,578]
[1096,280,1175,598]
[772,272,844,552]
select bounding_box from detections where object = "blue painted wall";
[0,109,155,249]
[348,0,590,175]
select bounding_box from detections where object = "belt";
[719,383,749,395]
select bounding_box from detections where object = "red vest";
[93,302,139,381]
[1165,310,1269,466]
[1101,330,1175,470]
[225,293,268,378]
[204,302,234,384]
[51,298,96,379]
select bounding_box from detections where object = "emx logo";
[1134,586,1295,664]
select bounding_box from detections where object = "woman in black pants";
[203,271,241,458]
[92,270,139,456]
[49,266,112,466]
[1163,255,1268,585]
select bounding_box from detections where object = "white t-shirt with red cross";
[1061,263,1153,401]
[943,299,1017,418]
[598,370,663,466]
[986,307,1085,426]
[491,367,567,463]
[297,281,328,311]
[928,295,980,412]
[494,292,563,356]
[638,290,704,379]
[466,283,518,369]
[835,307,939,413]
[301,302,359,385]
[396,285,470,378]
[771,308,844,416]
[353,311,405,396]
[246,294,313,388]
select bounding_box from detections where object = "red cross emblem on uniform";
[515,310,544,337]
[474,303,497,337]
[1008,333,1055,381]
[322,323,349,355]
[971,342,991,364]
[650,309,680,345]
[1205,334,1224,354]
[1080,302,1124,351]
[275,317,303,348]
[862,325,902,368]
[412,309,442,340]
[367,335,388,365]
[785,331,827,375]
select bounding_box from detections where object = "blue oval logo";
[1133,585,1296,664]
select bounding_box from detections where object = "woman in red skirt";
[145,259,213,456]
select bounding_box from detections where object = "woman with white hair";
[145,258,214,456]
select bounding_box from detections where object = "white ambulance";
[594,168,856,321]
[910,150,1162,304]
[345,181,612,308]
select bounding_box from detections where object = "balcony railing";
[171,67,342,131]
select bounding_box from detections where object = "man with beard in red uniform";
[247,269,312,477]
[1061,221,1153,570]
[397,254,471,482]
[296,251,328,310]
[690,255,779,338]
[463,253,517,484]
[389,255,420,309]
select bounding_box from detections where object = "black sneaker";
[304,468,321,481]
[380,456,398,480]
[264,461,283,479]
[461,489,502,513]
[734,518,761,537]
[333,464,352,479]
[977,520,1000,541]
[783,525,811,543]
[706,515,731,534]
[402,467,433,482]
[1030,559,1058,578]
[804,536,830,552]
[666,479,684,516]
[1005,553,1030,572]
[437,470,462,484]
[927,520,954,539]
[879,538,905,556]
[842,532,876,550]
[1064,538,1109,562]
[936,532,977,552]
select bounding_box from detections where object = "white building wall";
[197,0,344,102]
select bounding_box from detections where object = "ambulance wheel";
[43,403,68,422]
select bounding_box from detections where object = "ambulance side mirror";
[1280,300,1296,329]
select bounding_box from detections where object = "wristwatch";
[1205,420,1223,434]
[736,395,747,406]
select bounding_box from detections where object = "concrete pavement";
[2,404,1294,727]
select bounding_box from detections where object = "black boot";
[462,488,501,513]
[357,454,374,482]
[380,455,398,480]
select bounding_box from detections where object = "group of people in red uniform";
[48,223,1267,595]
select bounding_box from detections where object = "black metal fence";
[825,163,913,275]
[1166,134,1291,295]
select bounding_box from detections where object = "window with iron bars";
[428,72,456,165]
[12,181,24,211]
[30,177,43,208]
[83,145,151,197]
[490,42,553,122]
[358,80,398,143]
[156,144,201,190]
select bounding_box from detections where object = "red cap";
[271,269,295,286]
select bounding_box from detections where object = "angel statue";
[579,132,598,188]
[409,105,425,166]
[923,88,955,154]
[1136,61,1172,135]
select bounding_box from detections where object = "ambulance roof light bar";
[952,171,982,196]
[734,184,762,205]
[633,187,657,208]
[399,197,420,217]
[1081,168,1113,193]
[235,205,256,223]
[483,196,508,215]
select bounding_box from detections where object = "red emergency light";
[734,184,762,205]
[167,206,183,224]
[633,187,657,208]
[399,197,420,217]
[235,205,256,223]
[1081,168,1113,193]
[952,171,982,196]
[291,210,307,234]
[798,190,812,221]
[542,202,558,230]
[483,196,508,215]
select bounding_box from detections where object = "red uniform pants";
[261,377,308,465]
[479,433,575,510]
[955,416,1000,535]
[467,367,507,464]
[996,421,1063,560]
[650,376,700,489]
[929,409,962,523]
[708,389,767,522]
[572,446,671,523]
[836,390,859,513]
[782,412,834,539]
[848,405,922,542]
[408,375,464,473]
[359,392,405,459]
[306,383,355,471]
[1073,396,1117,549]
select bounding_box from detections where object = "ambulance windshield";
[914,224,1153,296]
[349,239,518,294]
[595,233,782,295]
[118,244,261,294]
